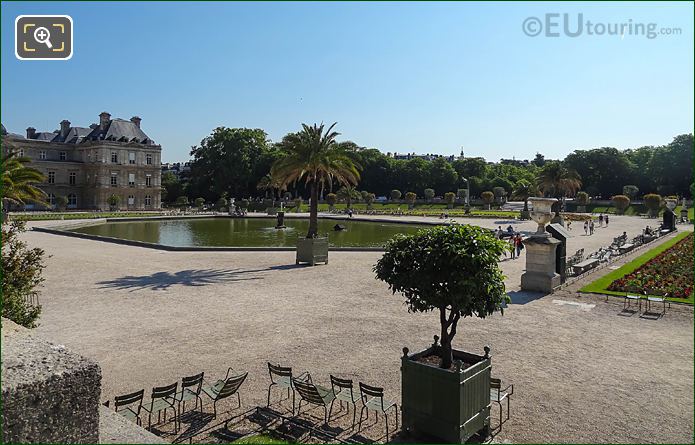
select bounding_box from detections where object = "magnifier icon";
[33,26,53,49]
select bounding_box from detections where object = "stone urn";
[528,197,557,235]
[664,198,677,211]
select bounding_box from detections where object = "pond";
[68,217,432,248]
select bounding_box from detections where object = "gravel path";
[18,216,694,443]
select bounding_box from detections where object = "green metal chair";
[490,377,514,431]
[113,389,144,426]
[266,362,310,415]
[292,375,336,424]
[201,367,248,418]
[173,372,204,429]
[142,382,178,433]
[329,375,361,429]
[358,382,398,439]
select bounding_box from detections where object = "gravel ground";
[17,216,694,443]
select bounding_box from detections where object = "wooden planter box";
[296,237,328,266]
[401,341,491,443]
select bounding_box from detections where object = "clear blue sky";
[2,1,693,162]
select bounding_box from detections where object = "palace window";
[40,151,46,160]
[146,154,153,165]
[144,195,152,206]
[127,195,135,206]
[18,148,24,157]
[145,174,152,187]
[48,171,56,184]
[60,151,67,161]
[129,152,136,164]
[128,173,135,187]
[69,172,76,185]
[48,193,56,205]
[67,194,77,207]
[110,173,118,186]
[111,152,118,163]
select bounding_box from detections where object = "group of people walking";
[583,213,609,236]
[495,226,524,259]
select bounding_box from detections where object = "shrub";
[643,193,662,217]
[107,194,121,209]
[481,191,494,209]
[405,192,417,208]
[1,221,44,328]
[456,189,468,200]
[374,225,509,368]
[216,197,228,210]
[364,193,376,209]
[239,199,250,209]
[55,195,68,211]
[611,195,631,214]
[424,188,435,202]
[194,197,205,209]
[444,192,456,209]
[390,190,402,201]
[575,191,590,206]
[492,186,507,203]
[176,196,189,207]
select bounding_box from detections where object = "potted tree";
[481,191,494,210]
[444,192,456,209]
[375,225,509,443]
[194,197,205,211]
[611,194,630,215]
[643,193,662,218]
[390,189,402,202]
[326,193,337,212]
[107,194,120,212]
[364,192,376,210]
[575,191,590,213]
[424,188,435,203]
[405,192,417,209]
[272,123,361,266]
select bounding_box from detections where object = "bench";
[572,258,600,275]
[618,243,634,254]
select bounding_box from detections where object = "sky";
[2,1,693,163]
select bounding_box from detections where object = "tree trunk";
[523,199,529,212]
[307,181,319,238]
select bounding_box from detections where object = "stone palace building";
[2,112,162,210]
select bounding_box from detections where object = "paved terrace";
[20,215,694,443]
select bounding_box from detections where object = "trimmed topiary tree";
[326,193,337,210]
[239,199,250,210]
[194,197,205,209]
[481,191,494,210]
[364,192,376,210]
[492,186,507,204]
[643,193,662,218]
[576,191,590,206]
[390,189,402,201]
[424,188,435,202]
[216,197,228,211]
[405,192,417,209]
[444,192,456,209]
[106,194,120,211]
[374,224,509,369]
[622,185,639,200]
[611,195,631,215]
[176,196,189,207]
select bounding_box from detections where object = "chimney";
[60,120,71,138]
[99,112,111,130]
[130,116,141,128]
[26,127,36,139]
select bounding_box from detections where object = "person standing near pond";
[598,213,604,227]
[589,219,595,235]
[584,220,589,235]
[605,214,609,226]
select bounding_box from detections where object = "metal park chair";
[173,372,204,428]
[266,362,310,415]
[490,377,514,431]
[201,367,248,418]
[292,375,336,424]
[142,382,179,433]
[329,375,361,429]
[113,389,144,426]
[357,382,399,439]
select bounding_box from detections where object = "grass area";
[315,202,520,218]
[11,212,166,221]
[582,204,646,216]
[233,434,290,444]
[580,231,694,304]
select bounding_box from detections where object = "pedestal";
[521,235,561,293]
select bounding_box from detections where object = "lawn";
[233,433,290,444]
[580,231,694,304]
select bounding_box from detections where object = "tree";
[272,123,361,238]
[429,157,458,195]
[575,191,590,206]
[611,195,631,214]
[532,152,546,167]
[194,197,205,209]
[424,188,435,202]
[364,193,376,210]
[256,173,285,201]
[337,185,360,208]
[107,194,121,210]
[55,195,68,212]
[512,180,537,212]
[643,193,662,218]
[0,150,46,212]
[564,147,634,198]
[481,191,494,210]
[444,192,456,209]
[623,185,639,200]
[536,162,582,198]
[492,186,507,203]
[161,172,184,205]
[2,221,45,328]
[239,199,250,210]
[176,196,189,207]
[216,197,228,210]
[404,192,417,209]
[374,225,509,369]
[326,193,337,210]
[390,190,402,201]
[189,127,271,201]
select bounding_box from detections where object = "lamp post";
[460,177,469,207]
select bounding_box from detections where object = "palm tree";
[337,185,360,209]
[535,162,582,198]
[271,123,361,238]
[512,179,539,212]
[256,173,285,201]
[1,150,47,214]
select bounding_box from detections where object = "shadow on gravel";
[506,290,545,305]
[97,268,266,291]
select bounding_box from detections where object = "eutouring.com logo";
[522,13,682,39]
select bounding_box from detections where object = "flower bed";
[607,232,693,299]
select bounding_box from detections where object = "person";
[509,236,516,259]
[598,213,604,227]
[589,219,595,235]
[605,215,609,226]
[584,220,589,235]
[515,234,523,258]
[506,224,514,233]
[348,208,353,218]
[566,220,572,231]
